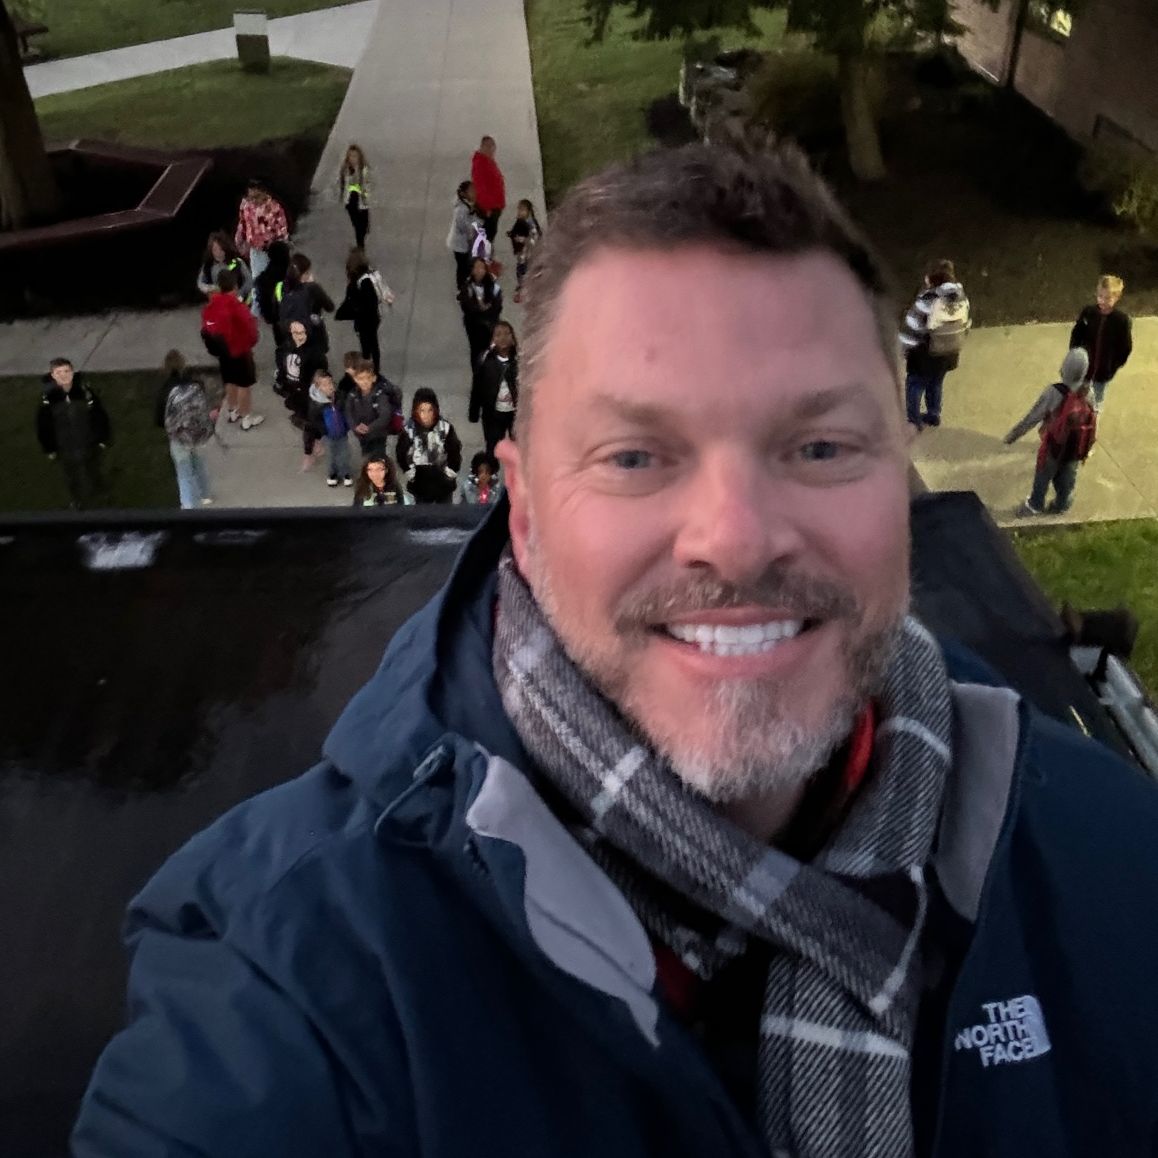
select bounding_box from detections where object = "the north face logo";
[954,995,1051,1068]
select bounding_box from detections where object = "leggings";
[346,202,369,249]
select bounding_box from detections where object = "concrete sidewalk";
[23,2,378,99]
[0,0,545,510]
[911,317,1158,527]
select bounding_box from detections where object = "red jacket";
[471,151,506,215]
[201,292,259,358]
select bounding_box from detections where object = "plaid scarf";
[492,552,953,1158]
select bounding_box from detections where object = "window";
[1027,1,1073,39]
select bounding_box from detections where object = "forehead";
[536,245,893,418]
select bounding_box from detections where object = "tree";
[584,0,972,182]
[0,0,61,230]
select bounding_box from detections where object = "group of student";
[899,260,1133,515]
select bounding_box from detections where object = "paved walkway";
[2,0,545,509]
[23,2,378,99]
[911,317,1158,527]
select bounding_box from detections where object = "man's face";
[500,246,911,802]
[50,364,74,390]
[1096,287,1120,313]
[353,371,374,395]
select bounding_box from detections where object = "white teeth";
[664,619,806,655]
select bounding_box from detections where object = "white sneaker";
[241,414,264,431]
[326,476,339,487]
[342,476,353,487]
[227,408,240,424]
[199,497,215,506]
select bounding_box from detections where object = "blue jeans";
[905,370,947,426]
[170,441,211,508]
[248,248,269,318]
[1029,454,1079,512]
[327,434,352,480]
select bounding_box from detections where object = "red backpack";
[1044,389,1097,463]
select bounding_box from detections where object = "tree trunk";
[838,51,886,183]
[0,0,61,231]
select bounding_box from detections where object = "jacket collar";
[322,497,527,807]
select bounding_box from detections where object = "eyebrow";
[587,385,877,426]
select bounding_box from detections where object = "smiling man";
[75,147,1158,1158]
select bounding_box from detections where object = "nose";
[671,450,805,585]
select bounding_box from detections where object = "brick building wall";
[952,0,1158,151]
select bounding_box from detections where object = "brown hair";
[351,359,376,377]
[346,247,371,281]
[163,349,186,375]
[343,143,366,173]
[925,258,956,287]
[519,144,898,436]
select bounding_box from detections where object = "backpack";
[1044,389,1097,463]
[361,270,393,306]
[164,380,215,448]
[926,295,971,357]
[201,327,230,360]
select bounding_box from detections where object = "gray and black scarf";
[492,551,953,1158]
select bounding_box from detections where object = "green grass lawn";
[526,0,793,206]
[1012,521,1158,695]
[0,372,183,511]
[20,0,356,59]
[35,57,351,151]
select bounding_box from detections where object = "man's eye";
[799,440,843,462]
[609,449,654,471]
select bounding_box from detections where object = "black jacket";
[1069,306,1132,383]
[36,380,111,457]
[345,378,403,450]
[275,342,328,419]
[279,283,335,352]
[336,276,380,333]
[469,350,518,423]
[458,276,502,327]
[396,416,462,504]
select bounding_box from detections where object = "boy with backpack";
[308,368,354,488]
[898,258,971,430]
[155,350,218,508]
[1004,348,1097,516]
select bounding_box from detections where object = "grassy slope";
[24,0,356,59]
[1012,522,1158,696]
[1,373,181,511]
[35,57,351,150]
[526,0,790,206]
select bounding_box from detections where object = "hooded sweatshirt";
[396,389,463,504]
[201,292,259,359]
[1004,348,1090,445]
[447,197,480,255]
[899,281,970,375]
[308,383,349,441]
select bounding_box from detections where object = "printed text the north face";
[954,995,1052,1068]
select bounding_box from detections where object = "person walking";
[35,357,111,508]
[469,320,518,455]
[308,368,354,488]
[898,258,971,430]
[396,387,462,505]
[1006,348,1098,516]
[338,144,372,250]
[459,450,503,506]
[196,232,253,305]
[254,240,293,345]
[336,248,394,374]
[275,320,329,470]
[447,180,479,291]
[507,199,541,304]
[279,253,335,354]
[344,359,403,461]
[155,350,217,509]
[233,179,289,316]
[1069,274,1133,412]
[200,268,263,431]
[470,135,506,243]
[458,257,502,370]
[353,455,412,506]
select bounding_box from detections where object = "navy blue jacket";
[73,508,1158,1156]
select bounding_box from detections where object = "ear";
[496,435,531,577]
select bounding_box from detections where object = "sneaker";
[241,413,265,431]
[922,414,941,428]
[1018,499,1043,517]
[326,476,339,487]
[342,476,353,487]
[199,497,215,507]
[227,408,240,424]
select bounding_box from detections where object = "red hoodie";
[201,292,259,358]
[471,150,506,215]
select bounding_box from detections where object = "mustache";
[613,570,860,632]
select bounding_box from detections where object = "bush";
[1080,141,1158,234]
[747,52,841,142]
